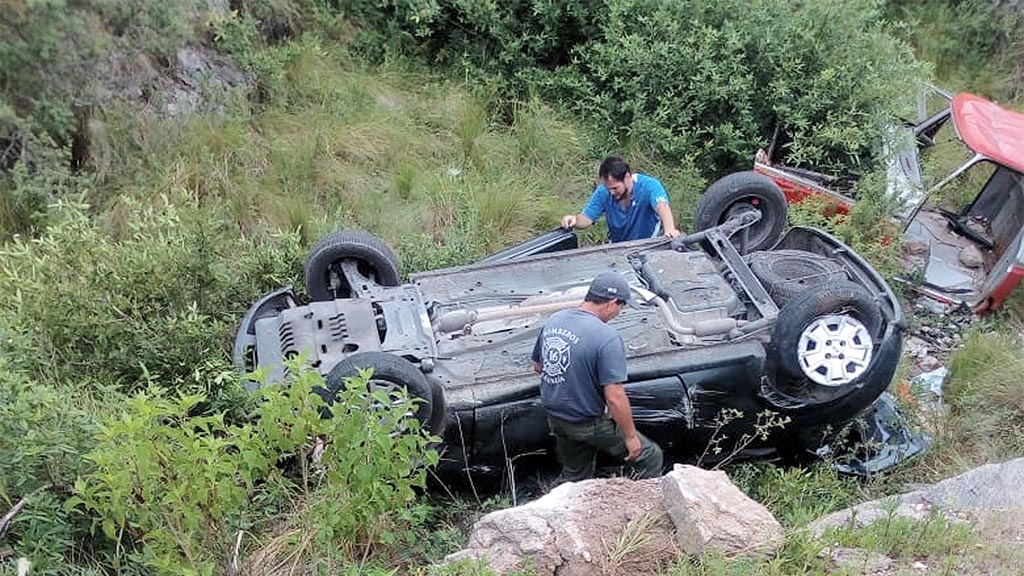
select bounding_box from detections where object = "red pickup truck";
[748,89,1024,314]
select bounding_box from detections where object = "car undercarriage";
[236,183,925,479]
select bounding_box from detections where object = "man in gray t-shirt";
[531,271,664,482]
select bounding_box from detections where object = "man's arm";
[533,360,542,374]
[604,383,641,461]
[563,185,606,230]
[561,213,594,230]
[654,201,680,238]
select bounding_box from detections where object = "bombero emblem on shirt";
[542,335,571,383]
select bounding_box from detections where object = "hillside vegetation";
[1,0,1022,574]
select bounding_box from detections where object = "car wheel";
[746,250,848,306]
[304,230,401,301]
[319,351,443,434]
[772,281,882,396]
[694,171,788,254]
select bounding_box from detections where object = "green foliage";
[71,389,262,573]
[826,508,976,560]
[785,170,905,279]
[942,330,1024,459]
[0,364,96,573]
[0,0,204,239]
[0,0,104,136]
[0,196,303,395]
[886,0,1023,98]
[729,463,859,528]
[71,363,438,574]
[0,126,88,239]
[100,0,197,58]
[346,0,928,176]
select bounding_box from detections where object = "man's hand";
[624,434,641,461]
[605,383,643,462]
[655,202,680,239]
[561,214,578,229]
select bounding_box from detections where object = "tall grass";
[899,328,1024,482]
[83,40,612,276]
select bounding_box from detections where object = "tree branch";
[0,484,52,537]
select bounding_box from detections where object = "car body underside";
[237,209,923,478]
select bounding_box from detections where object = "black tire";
[319,352,443,434]
[746,250,848,306]
[304,230,400,301]
[772,281,883,397]
[694,171,788,253]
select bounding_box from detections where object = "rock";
[904,336,930,359]
[445,477,677,575]
[167,45,250,116]
[902,238,929,256]
[811,457,1024,535]
[92,43,250,119]
[918,354,942,372]
[820,547,894,575]
[204,0,230,16]
[661,464,784,558]
[958,245,985,268]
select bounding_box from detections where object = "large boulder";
[445,466,786,574]
[445,477,677,576]
[661,464,785,558]
[811,457,1024,534]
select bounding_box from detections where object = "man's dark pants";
[548,415,664,482]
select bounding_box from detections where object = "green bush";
[728,462,858,528]
[886,0,1022,98]
[0,364,96,573]
[0,196,303,395]
[71,363,438,574]
[345,0,927,176]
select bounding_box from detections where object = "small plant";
[605,513,663,570]
[696,408,791,470]
[70,361,439,574]
[729,462,858,528]
[824,507,977,560]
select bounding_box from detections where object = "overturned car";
[235,184,914,478]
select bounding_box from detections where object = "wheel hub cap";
[797,315,874,386]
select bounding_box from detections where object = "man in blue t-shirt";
[561,156,680,242]
[531,271,664,482]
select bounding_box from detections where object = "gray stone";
[904,336,930,358]
[811,457,1024,535]
[444,477,677,575]
[661,464,784,558]
[958,244,985,268]
[918,354,942,372]
[820,547,895,575]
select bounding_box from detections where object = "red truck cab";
[754,90,1024,313]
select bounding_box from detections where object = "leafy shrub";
[785,168,905,279]
[0,364,96,573]
[0,125,87,239]
[886,0,1023,98]
[71,363,438,574]
[0,196,303,395]
[345,0,927,176]
[729,462,858,528]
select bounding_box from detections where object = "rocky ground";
[447,459,1024,575]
